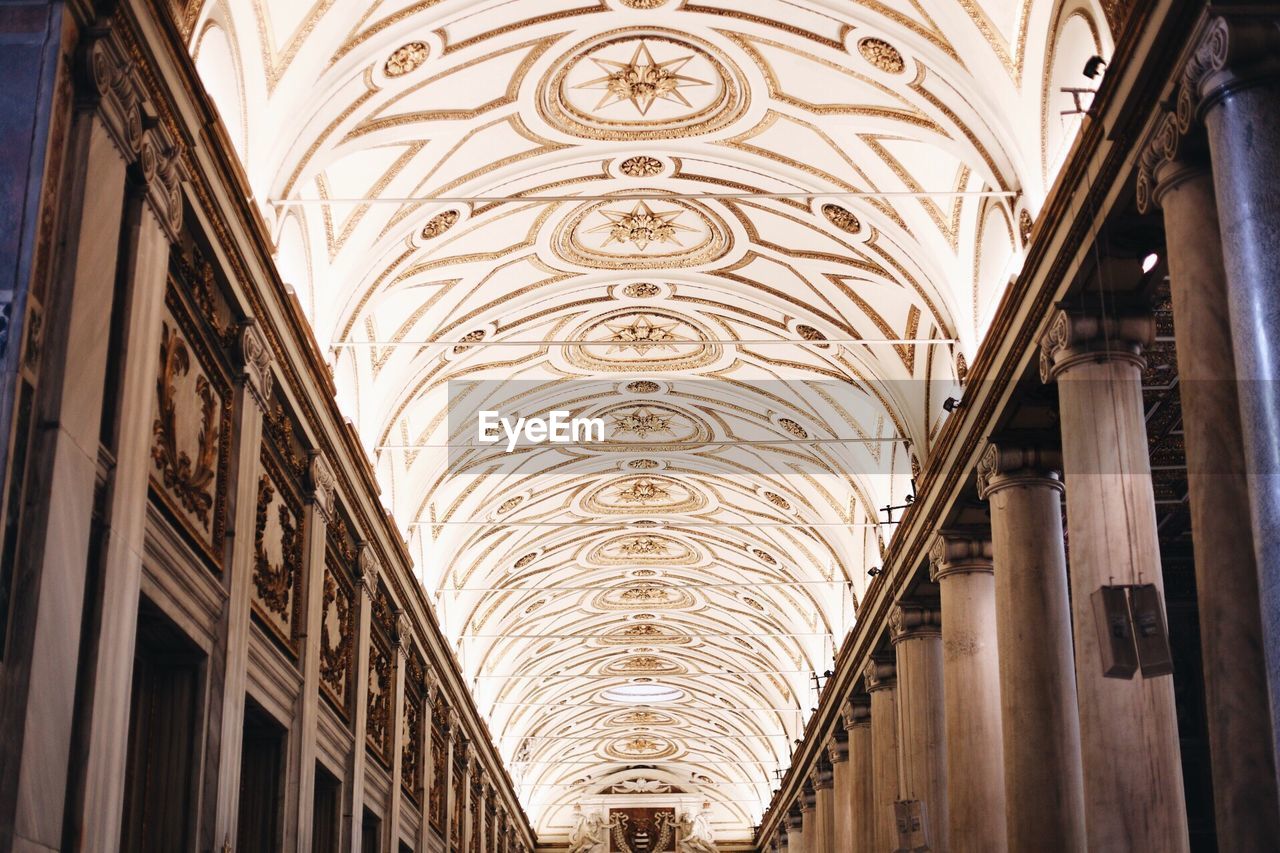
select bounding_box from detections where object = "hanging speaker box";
[1092,585,1138,679]
[1130,583,1175,677]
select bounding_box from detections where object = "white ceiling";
[186,0,1110,838]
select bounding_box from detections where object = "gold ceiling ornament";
[384,41,428,77]
[603,654,684,674]
[623,282,662,298]
[608,710,675,726]
[616,477,671,504]
[496,496,523,514]
[1018,209,1034,245]
[540,30,746,140]
[618,535,669,555]
[611,407,673,438]
[821,203,862,234]
[555,195,730,270]
[751,547,777,565]
[631,613,656,620]
[617,0,667,7]
[629,459,660,470]
[857,37,906,73]
[619,155,665,178]
[573,39,711,115]
[603,315,686,356]
[584,474,707,514]
[778,417,808,438]
[588,201,697,252]
[420,209,459,240]
[452,329,485,355]
[625,380,661,394]
[600,623,690,645]
[514,552,538,568]
[763,490,792,510]
[605,735,677,759]
[591,582,697,611]
[630,569,657,576]
[742,596,765,612]
[795,324,830,348]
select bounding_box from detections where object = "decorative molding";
[357,542,382,599]
[1135,109,1207,214]
[863,656,896,692]
[1038,308,1154,382]
[1178,13,1280,126]
[309,453,337,519]
[928,530,993,581]
[809,764,833,791]
[841,694,871,730]
[239,320,274,408]
[76,26,184,239]
[890,601,942,643]
[976,442,1064,499]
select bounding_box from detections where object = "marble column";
[976,444,1085,852]
[205,324,273,851]
[827,730,851,853]
[929,533,1006,853]
[864,656,899,853]
[387,617,409,849]
[289,456,337,851]
[810,764,834,853]
[1137,110,1280,847]
[1041,309,1189,852]
[891,602,946,852]
[345,546,379,852]
[842,696,872,853]
[75,176,177,849]
[1180,10,1280,782]
[788,803,805,853]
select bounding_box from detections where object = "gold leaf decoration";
[822,203,862,234]
[620,155,664,177]
[624,282,662,297]
[778,417,808,438]
[858,37,905,73]
[385,42,428,77]
[421,209,459,240]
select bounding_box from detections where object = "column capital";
[890,601,942,644]
[801,783,817,810]
[928,530,993,581]
[810,763,834,791]
[1039,308,1154,382]
[977,442,1064,499]
[239,320,274,408]
[308,453,338,520]
[841,693,871,730]
[787,806,804,830]
[863,656,896,692]
[357,543,381,599]
[75,26,186,240]
[1136,108,1211,214]
[827,727,849,764]
[1179,11,1280,124]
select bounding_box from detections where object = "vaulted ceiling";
[183,0,1110,839]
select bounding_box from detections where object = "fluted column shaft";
[1041,310,1189,852]
[1138,115,1280,846]
[1181,11,1280,779]
[811,767,834,853]
[891,604,947,852]
[843,698,873,853]
[828,731,851,853]
[978,446,1085,851]
[865,658,899,852]
[930,534,1006,853]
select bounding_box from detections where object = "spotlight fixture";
[942,396,964,413]
[867,566,881,577]
[1142,252,1160,274]
[1083,55,1107,79]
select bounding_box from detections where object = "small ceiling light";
[1142,253,1160,274]
[1083,56,1107,79]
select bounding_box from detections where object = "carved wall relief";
[148,286,233,570]
[319,513,357,718]
[402,647,427,803]
[251,448,305,655]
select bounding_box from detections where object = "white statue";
[567,805,606,853]
[676,803,717,853]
